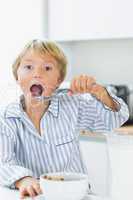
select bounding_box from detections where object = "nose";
[33,66,43,79]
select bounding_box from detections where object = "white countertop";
[0,186,111,200]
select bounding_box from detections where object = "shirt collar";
[47,97,59,117]
[5,95,59,118]
[4,102,23,118]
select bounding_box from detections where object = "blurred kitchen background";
[0,0,133,124]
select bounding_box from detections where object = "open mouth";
[30,84,44,97]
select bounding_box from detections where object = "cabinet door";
[48,0,73,41]
[48,0,133,41]
[80,139,110,196]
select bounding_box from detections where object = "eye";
[44,65,52,71]
[24,65,32,70]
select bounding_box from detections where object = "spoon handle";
[35,88,72,101]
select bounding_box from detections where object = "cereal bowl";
[40,172,89,200]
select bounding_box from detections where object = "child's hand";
[15,176,42,199]
[70,74,97,94]
[70,74,119,111]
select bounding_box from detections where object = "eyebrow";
[23,59,33,62]
[23,59,54,63]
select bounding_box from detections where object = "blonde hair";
[12,39,67,81]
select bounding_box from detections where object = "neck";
[21,95,50,135]
[22,96,50,120]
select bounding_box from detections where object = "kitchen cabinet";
[107,134,133,199]
[48,0,133,41]
[80,136,110,197]
[80,130,133,199]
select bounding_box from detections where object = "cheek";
[17,72,30,92]
[44,73,61,95]
[49,70,61,83]
[17,79,28,93]
[45,75,61,89]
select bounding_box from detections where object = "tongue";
[30,85,43,97]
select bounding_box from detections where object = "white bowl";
[40,172,89,200]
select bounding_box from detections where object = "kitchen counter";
[80,125,133,139]
[115,125,133,134]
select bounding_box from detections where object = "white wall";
[0,0,48,106]
[0,0,133,106]
[60,39,133,85]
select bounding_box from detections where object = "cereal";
[43,175,64,181]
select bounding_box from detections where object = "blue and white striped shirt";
[0,92,129,188]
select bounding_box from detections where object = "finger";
[75,75,87,93]
[71,75,96,94]
[80,75,88,92]
[20,187,29,199]
[27,185,37,198]
[70,78,79,93]
[86,77,96,92]
[74,78,81,93]
[90,83,99,92]
[78,74,87,92]
[32,183,43,195]
[90,84,105,100]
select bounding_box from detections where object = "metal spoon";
[35,88,73,101]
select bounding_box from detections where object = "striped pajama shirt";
[0,92,129,188]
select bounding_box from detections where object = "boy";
[0,39,129,199]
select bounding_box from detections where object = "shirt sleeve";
[77,90,129,132]
[0,119,33,189]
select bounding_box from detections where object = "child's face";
[17,50,62,99]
